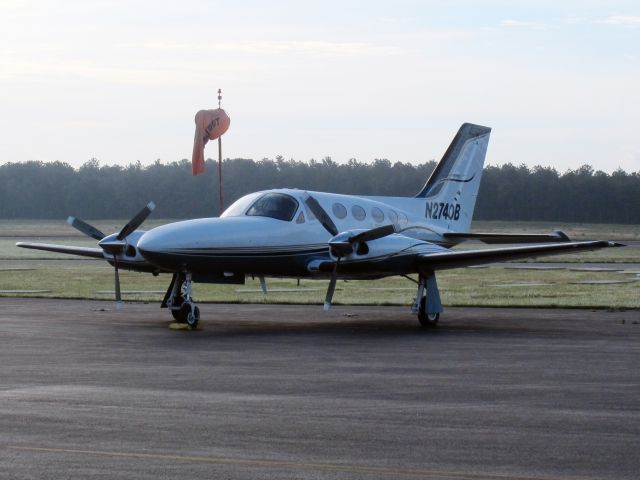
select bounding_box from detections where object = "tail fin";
[415,123,491,232]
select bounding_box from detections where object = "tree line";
[0,157,638,224]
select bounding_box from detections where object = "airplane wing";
[417,240,622,271]
[16,241,160,273]
[443,231,570,244]
[16,242,105,259]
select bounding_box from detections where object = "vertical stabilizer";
[415,123,491,232]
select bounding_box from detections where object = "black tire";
[172,302,190,323]
[417,297,439,328]
[187,306,200,330]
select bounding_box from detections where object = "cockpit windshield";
[220,192,262,218]
[246,193,299,221]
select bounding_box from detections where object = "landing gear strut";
[162,272,200,329]
[411,271,442,328]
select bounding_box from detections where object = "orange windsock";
[192,108,231,175]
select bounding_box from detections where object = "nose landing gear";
[162,272,200,329]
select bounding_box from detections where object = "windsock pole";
[217,88,224,215]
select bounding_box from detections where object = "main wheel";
[417,297,439,328]
[186,306,200,330]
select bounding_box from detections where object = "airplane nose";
[136,230,155,253]
[136,227,174,270]
[136,219,211,270]
[137,228,168,257]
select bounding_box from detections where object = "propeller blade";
[117,201,156,240]
[67,216,106,241]
[259,275,268,294]
[323,259,340,311]
[113,255,123,310]
[349,224,396,243]
[304,195,338,236]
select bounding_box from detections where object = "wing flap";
[418,240,623,271]
[443,231,570,244]
[16,242,105,259]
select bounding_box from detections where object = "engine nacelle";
[99,230,156,272]
[328,230,447,262]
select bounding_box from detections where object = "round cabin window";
[351,205,366,221]
[371,207,384,223]
[332,203,347,219]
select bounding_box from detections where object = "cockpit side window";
[246,193,299,221]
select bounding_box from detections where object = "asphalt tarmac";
[1,299,639,480]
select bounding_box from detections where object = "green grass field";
[0,264,638,309]
[1,219,638,309]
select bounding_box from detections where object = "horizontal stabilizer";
[443,230,570,244]
[418,240,623,271]
[16,242,105,259]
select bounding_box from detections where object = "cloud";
[139,40,402,57]
[0,59,252,85]
[0,38,403,85]
[594,15,640,26]
[500,19,547,29]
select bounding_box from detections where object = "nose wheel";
[163,272,200,329]
[179,303,200,329]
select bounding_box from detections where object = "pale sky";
[1,0,639,173]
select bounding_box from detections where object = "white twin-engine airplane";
[17,123,621,329]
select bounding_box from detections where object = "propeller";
[67,216,106,241]
[69,202,156,309]
[304,194,338,236]
[113,256,123,309]
[117,202,156,240]
[329,224,397,257]
[323,226,396,310]
[304,193,397,310]
[324,258,340,311]
[348,224,396,243]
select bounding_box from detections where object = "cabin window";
[398,212,408,225]
[371,207,384,223]
[352,205,366,221]
[296,211,306,224]
[246,193,299,221]
[332,203,347,219]
[302,202,316,220]
[388,209,398,225]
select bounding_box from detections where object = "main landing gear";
[411,271,443,328]
[162,272,200,329]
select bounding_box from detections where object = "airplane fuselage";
[136,189,451,281]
